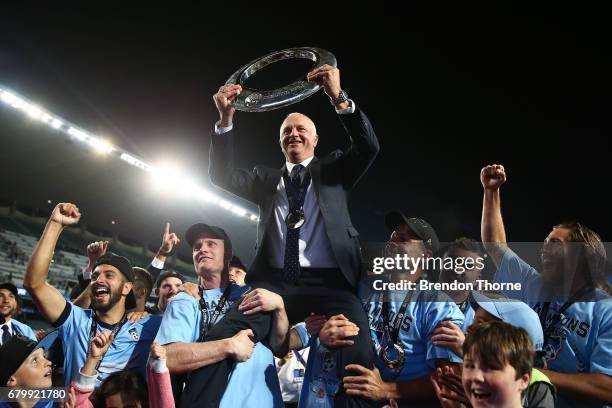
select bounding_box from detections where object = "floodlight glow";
[51,118,63,129]
[68,127,88,141]
[41,113,53,123]
[0,83,258,222]
[89,137,114,154]
[25,105,43,120]
[231,206,247,217]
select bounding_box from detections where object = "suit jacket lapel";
[308,157,321,198]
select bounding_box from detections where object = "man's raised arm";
[24,203,81,323]
[480,164,508,266]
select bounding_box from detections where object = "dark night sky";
[1,5,610,265]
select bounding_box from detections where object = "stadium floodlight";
[89,137,114,154]
[231,206,247,217]
[25,104,43,120]
[120,153,151,171]
[0,83,258,222]
[51,118,63,129]
[41,113,53,123]
[68,126,89,142]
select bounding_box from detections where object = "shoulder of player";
[168,291,199,306]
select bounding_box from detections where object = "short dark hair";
[155,270,185,289]
[132,267,153,299]
[92,370,148,408]
[443,237,484,258]
[463,320,534,379]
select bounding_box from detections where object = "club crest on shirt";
[128,327,140,341]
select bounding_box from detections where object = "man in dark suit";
[209,64,380,407]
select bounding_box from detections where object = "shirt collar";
[286,156,314,173]
[1,319,13,333]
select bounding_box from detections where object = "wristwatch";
[330,89,349,107]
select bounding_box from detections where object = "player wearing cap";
[155,222,284,408]
[23,203,162,387]
[147,270,185,315]
[297,211,464,407]
[0,282,36,343]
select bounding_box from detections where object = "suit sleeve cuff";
[215,120,234,134]
[148,356,169,373]
[74,369,98,391]
[151,257,165,269]
[336,99,356,114]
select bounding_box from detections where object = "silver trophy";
[226,47,337,112]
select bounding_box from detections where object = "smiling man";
[23,202,162,387]
[210,64,380,408]
[0,282,36,344]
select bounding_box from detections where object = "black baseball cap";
[92,253,137,310]
[0,282,19,297]
[385,210,440,253]
[155,271,186,289]
[185,223,233,254]
[229,256,247,273]
[0,335,38,386]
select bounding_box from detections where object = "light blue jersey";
[155,288,283,408]
[299,281,463,408]
[495,248,612,408]
[56,302,161,387]
[460,302,475,332]
[10,318,37,341]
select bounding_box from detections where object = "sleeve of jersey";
[424,301,464,363]
[292,322,311,349]
[493,247,542,302]
[154,294,199,345]
[55,302,87,339]
[589,300,612,376]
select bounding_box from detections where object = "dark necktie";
[283,164,304,284]
[1,324,11,344]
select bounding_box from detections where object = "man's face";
[279,113,319,163]
[156,277,183,312]
[7,348,52,388]
[385,224,425,259]
[192,235,226,277]
[90,265,130,313]
[462,351,529,408]
[440,248,483,287]
[0,289,17,320]
[540,227,572,285]
[228,266,247,286]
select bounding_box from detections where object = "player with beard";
[23,203,162,387]
[0,282,36,343]
[480,164,612,408]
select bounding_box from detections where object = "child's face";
[9,348,52,388]
[462,352,529,408]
